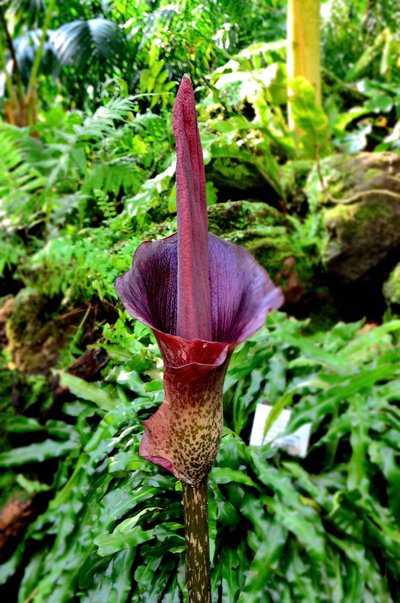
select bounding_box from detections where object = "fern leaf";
[83,158,143,197]
[0,125,45,224]
[77,97,135,141]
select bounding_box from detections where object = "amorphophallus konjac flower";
[115,75,283,487]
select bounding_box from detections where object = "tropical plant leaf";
[51,18,126,69]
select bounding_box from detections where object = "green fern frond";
[25,225,140,302]
[0,125,45,223]
[42,96,137,190]
[77,96,135,141]
[82,158,143,197]
[0,233,25,275]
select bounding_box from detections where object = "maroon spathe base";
[140,332,232,484]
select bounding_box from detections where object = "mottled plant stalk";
[182,479,211,603]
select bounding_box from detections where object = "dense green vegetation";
[0,1,400,601]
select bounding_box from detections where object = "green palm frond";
[12,28,57,83]
[4,0,45,27]
[51,18,127,70]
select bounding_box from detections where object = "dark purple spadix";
[173,75,211,341]
[115,76,284,485]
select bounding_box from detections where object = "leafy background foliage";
[0,0,400,601]
[1,315,399,602]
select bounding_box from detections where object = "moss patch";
[383,264,400,308]
[6,289,62,374]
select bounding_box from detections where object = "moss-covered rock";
[307,152,400,285]
[323,197,399,284]
[383,264,400,310]
[207,200,284,234]
[206,157,269,201]
[6,288,62,374]
[309,152,400,208]
[5,288,112,375]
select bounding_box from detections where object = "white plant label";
[249,403,312,458]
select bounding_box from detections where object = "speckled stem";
[182,478,211,603]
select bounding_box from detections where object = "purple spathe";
[115,232,283,345]
[114,76,283,485]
